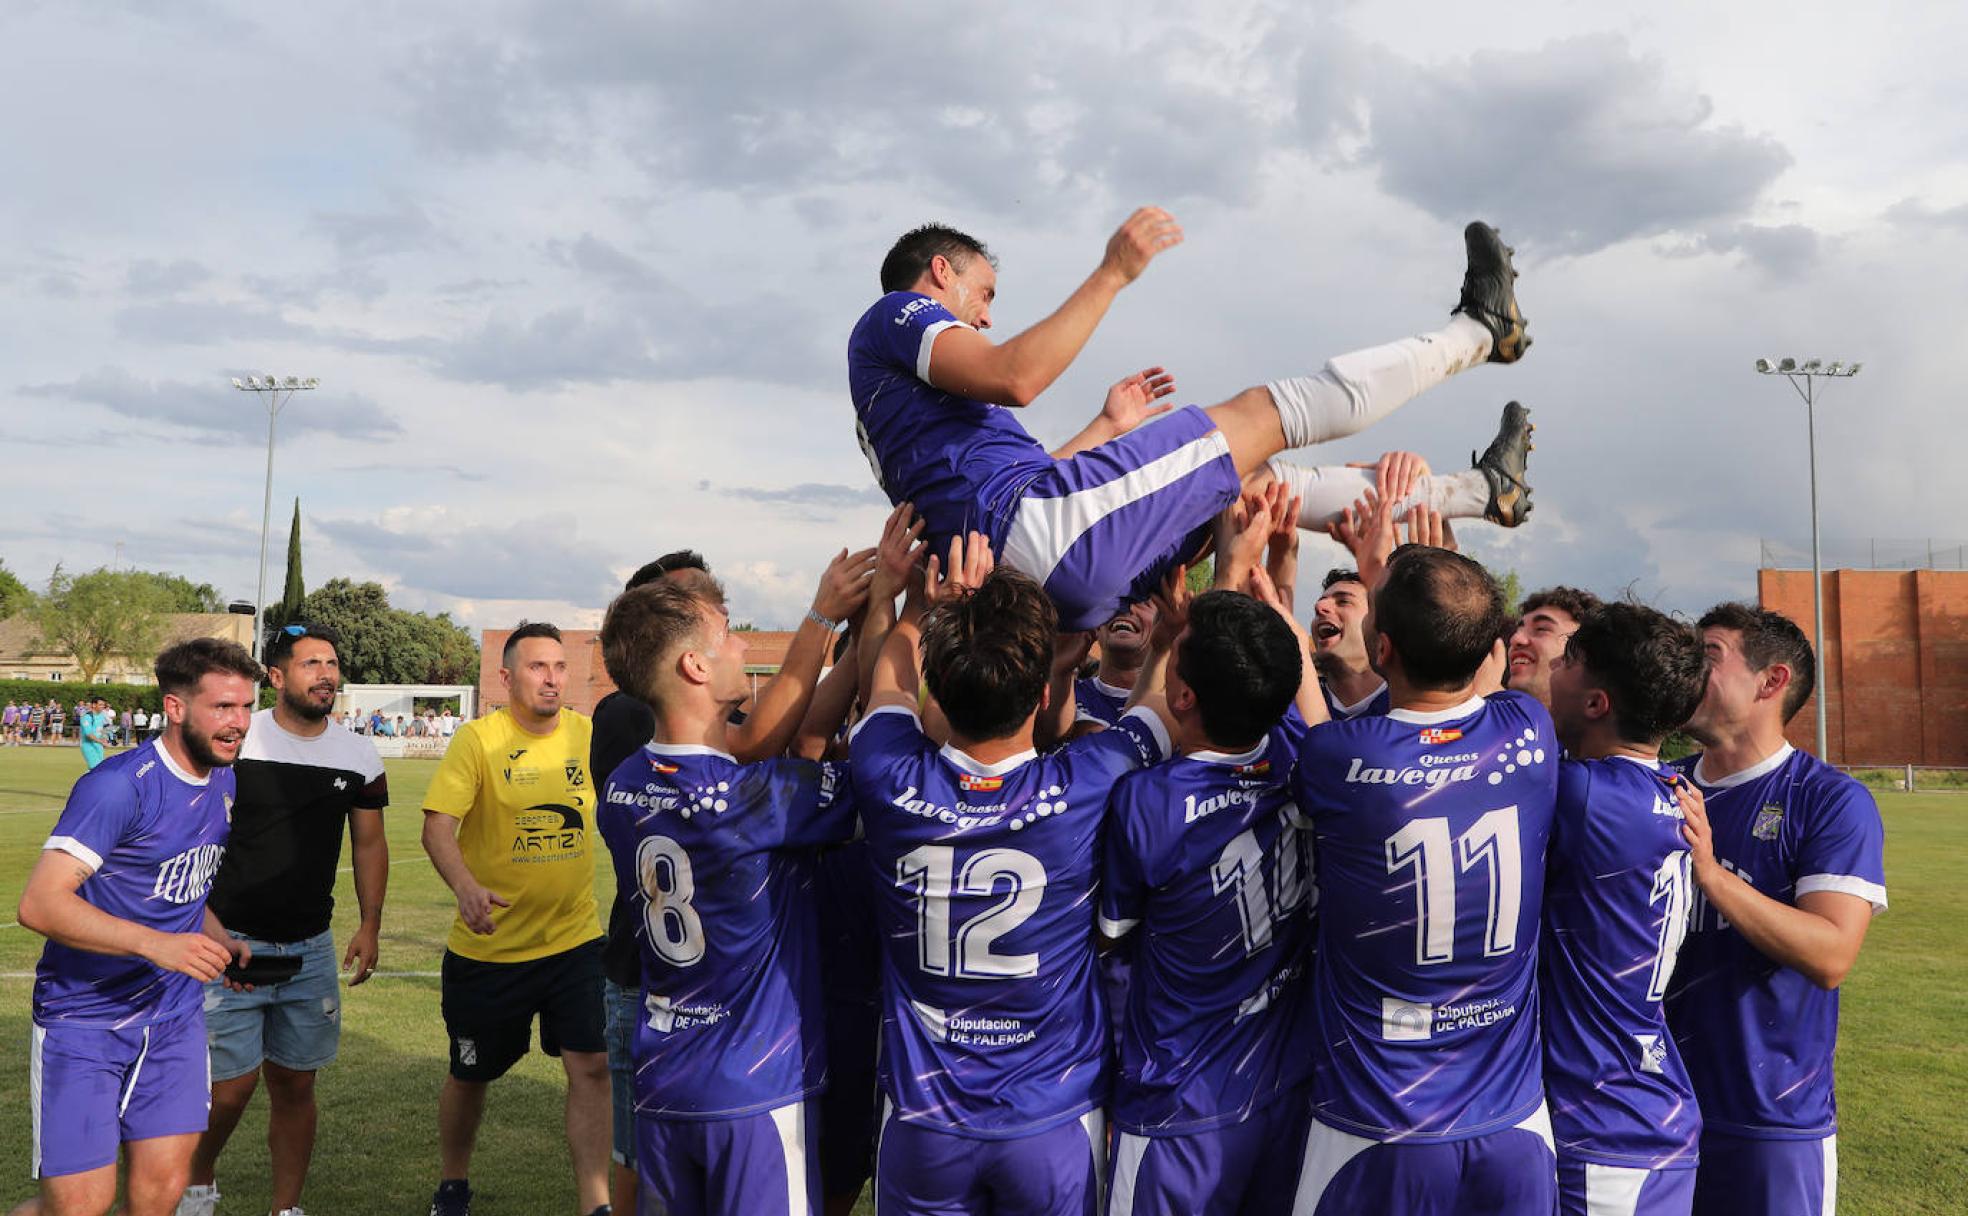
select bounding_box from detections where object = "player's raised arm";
[1250,566,1328,726]
[927,208,1183,407]
[1051,365,1180,458]
[728,544,877,762]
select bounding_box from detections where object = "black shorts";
[440,938,605,1082]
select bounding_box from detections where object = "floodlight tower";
[231,375,319,662]
[1752,356,1862,760]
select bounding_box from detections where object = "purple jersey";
[849,704,1168,1138]
[33,740,235,1029]
[1100,719,1316,1135]
[847,291,1054,548]
[1541,756,1700,1169]
[1292,691,1558,1141]
[597,743,856,1120]
[1073,675,1131,727]
[1664,745,1886,1139]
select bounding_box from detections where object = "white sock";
[1267,316,1493,449]
[1265,460,1492,528]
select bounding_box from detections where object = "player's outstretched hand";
[814,546,879,624]
[1675,777,1716,877]
[148,931,234,982]
[1404,505,1456,552]
[873,504,928,599]
[458,882,511,936]
[1103,207,1184,285]
[1349,450,1431,509]
[1101,366,1178,433]
[925,532,994,607]
[1248,567,1309,653]
[1332,487,1400,586]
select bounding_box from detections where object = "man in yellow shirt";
[421,622,608,1216]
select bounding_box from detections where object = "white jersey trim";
[29,1025,44,1179]
[645,741,739,764]
[1796,873,1888,913]
[939,741,1038,777]
[1384,694,1488,726]
[1098,914,1139,940]
[850,703,918,743]
[1188,736,1270,767]
[1582,1161,1650,1215]
[916,318,965,384]
[1121,707,1171,763]
[1692,743,1794,790]
[153,739,210,787]
[1001,428,1232,587]
[1331,680,1388,719]
[44,836,104,873]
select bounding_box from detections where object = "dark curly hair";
[1698,602,1816,723]
[1564,602,1706,744]
[921,569,1056,741]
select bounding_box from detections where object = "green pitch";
[1,747,1964,1213]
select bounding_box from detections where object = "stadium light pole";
[1752,356,1861,761]
[231,375,319,662]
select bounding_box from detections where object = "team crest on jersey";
[223,794,234,824]
[1752,803,1784,841]
[1418,728,1463,746]
[1233,759,1271,777]
[959,772,1004,793]
[565,760,586,787]
[652,760,679,775]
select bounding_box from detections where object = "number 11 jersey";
[1292,691,1558,1141]
[849,704,1168,1139]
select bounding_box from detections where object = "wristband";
[806,608,839,631]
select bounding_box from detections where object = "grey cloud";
[709,481,888,511]
[36,273,80,298]
[314,513,619,604]
[1682,223,1820,278]
[335,461,492,483]
[114,299,309,345]
[1883,197,1968,232]
[312,195,443,259]
[1361,35,1792,254]
[19,368,403,442]
[547,234,668,294]
[126,259,213,297]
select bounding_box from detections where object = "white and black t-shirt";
[207,709,389,943]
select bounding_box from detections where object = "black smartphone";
[224,953,305,986]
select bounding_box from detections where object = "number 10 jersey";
[849,704,1168,1139]
[1292,690,1558,1141]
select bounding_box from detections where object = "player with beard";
[177,624,389,1216]
[1504,587,1603,708]
[15,639,260,1216]
[1664,605,1886,1216]
[851,212,1537,634]
[1541,604,1708,1215]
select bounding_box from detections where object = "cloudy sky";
[4,1,1963,633]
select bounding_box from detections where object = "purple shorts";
[1294,1105,1557,1215]
[876,1104,1105,1216]
[637,1099,820,1216]
[1109,1095,1311,1215]
[1000,406,1240,631]
[31,1009,211,1179]
[1691,1132,1835,1216]
[1559,1156,1695,1216]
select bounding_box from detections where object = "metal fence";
[1759,538,1968,571]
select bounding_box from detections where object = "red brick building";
[477,628,799,717]
[1758,568,1968,766]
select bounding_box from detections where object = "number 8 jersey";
[1291,691,1558,1140]
[849,703,1169,1138]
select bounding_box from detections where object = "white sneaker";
[273,1208,307,1216]
[175,1185,220,1216]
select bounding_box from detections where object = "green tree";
[0,559,30,619]
[1497,569,1524,616]
[269,500,304,630]
[134,571,225,613]
[299,578,481,685]
[30,565,176,682]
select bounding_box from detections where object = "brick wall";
[1757,569,1968,765]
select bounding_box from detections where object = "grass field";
[2,746,1965,1213]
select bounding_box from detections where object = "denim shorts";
[203,930,341,1080]
[604,977,639,1167]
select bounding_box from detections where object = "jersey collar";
[1693,743,1794,790]
[1330,680,1388,718]
[938,743,1037,777]
[152,738,210,787]
[645,741,738,764]
[1385,694,1487,726]
[1187,736,1270,767]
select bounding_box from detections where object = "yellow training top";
[424,708,600,963]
